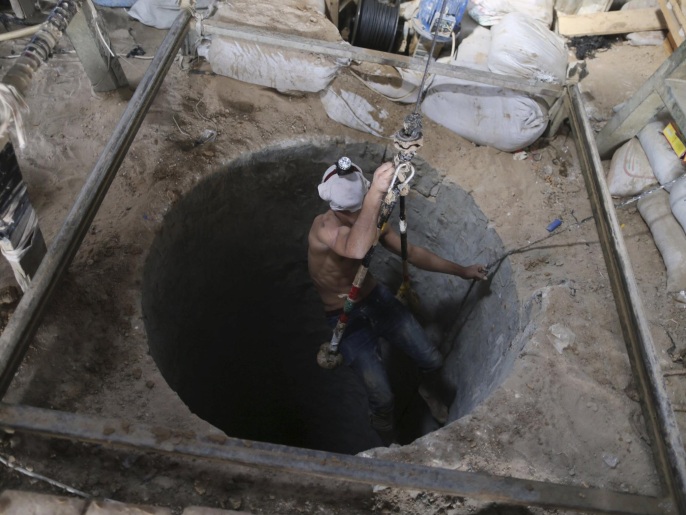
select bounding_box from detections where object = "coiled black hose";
[351,0,399,52]
[2,0,81,96]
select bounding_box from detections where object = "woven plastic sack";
[320,85,387,137]
[622,0,664,46]
[670,177,686,235]
[638,189,686,293]
[637,121,686,192]
[606,138,657,197]
[467,0,554,27]
[206,0,345,94]
[421,25,548,152]
[487,12,567,84]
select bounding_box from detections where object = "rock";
[602,452,619,469]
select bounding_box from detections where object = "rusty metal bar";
[199,21,562,98]
[567,83,686,513]
[0,9,193,397]
[0,403,670,514]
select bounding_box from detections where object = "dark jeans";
[326,283,444,431]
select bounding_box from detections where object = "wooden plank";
[659,0,685,46]
[668,0,686,34]
[557,8,667,36]
[325,0,339,28]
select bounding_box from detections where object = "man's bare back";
[308,161,487,312]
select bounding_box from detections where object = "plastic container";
[413,0,468,42]
[93,0,135,7]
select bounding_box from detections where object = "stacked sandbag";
[638,189,686,293]
[467,0,555,28]
[621,0,665,46]
[606,138,657,197]
[421,13,564,152]
[320,86,387,137]
[206,0,347,94]
[487,12,566,85]
[671,177,686,234]
[637,121,686,191]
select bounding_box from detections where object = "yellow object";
[663,122,686,158]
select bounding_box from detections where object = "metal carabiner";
[388,161,416,196]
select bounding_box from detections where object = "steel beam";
[65,0,128,92]
[567,83,686,514]
[198,21,563,98]
[0,403,670,515]
[0,9,192,397]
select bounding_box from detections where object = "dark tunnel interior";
[142,139,521,454]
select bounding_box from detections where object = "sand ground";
[0,4,683,514]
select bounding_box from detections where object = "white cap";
[318,162,370,212]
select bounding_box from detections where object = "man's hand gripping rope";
[316,162,416,370]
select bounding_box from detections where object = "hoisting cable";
[317,0,451,369]
[486,171,686,272]
[450,171,686,335]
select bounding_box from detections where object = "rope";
[414,0,449,114]
[486,172,686,272]
[318,163,415,369]
[318,5,444,368]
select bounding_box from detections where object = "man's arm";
[380,228,487,280]
[326,162,395,259]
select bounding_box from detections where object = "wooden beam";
[557,8,667,36]
[659,0,685,46]
[325,0,339,28]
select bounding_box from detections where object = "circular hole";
[142,140,520,454]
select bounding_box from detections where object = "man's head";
[318,157,370,212]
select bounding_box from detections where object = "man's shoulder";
[310,211,336,248]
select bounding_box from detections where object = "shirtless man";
[308,158,487,441]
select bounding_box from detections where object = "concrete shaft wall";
[142,139,521,454]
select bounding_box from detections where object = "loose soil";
[0,6,683,515]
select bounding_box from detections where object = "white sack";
[421,26,548,152]
[487,12,567,84]
[606,138,657,197]
[205,0,346,94]
[637,121,686,191]
[320,87,387,137]
[467,0,554,27]
[351,66,427,104]
[670,177,686,235]
[455,25,491,69]
[421,79,549,152]
[622,0,664,46]
[208,40,344,93]
[128,0,213,29]
[638,189,686,293]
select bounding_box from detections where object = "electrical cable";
[352,0,399,52]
